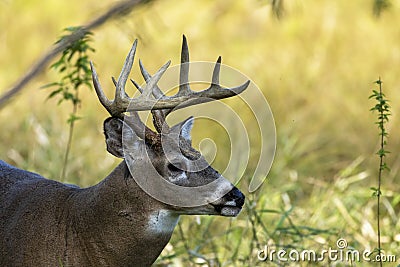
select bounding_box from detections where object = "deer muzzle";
[211,187,245,217]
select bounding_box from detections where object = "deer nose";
[226,187,245,207]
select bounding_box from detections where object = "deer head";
[90,35,249,217]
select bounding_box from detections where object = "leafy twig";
[43,27,95,181]
[369,77,391,267]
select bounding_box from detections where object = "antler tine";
[90,40,139,118]
[137,60,171,100]
[178,35,191,96]
[116,39,138,100]
[126,78,162,141]
[111,77,117,86]
[138,60,166,100]
[90,62,112,112]
[211,56,221,85]
[199,56,250,99]
[175,35,250,100]
[139,60,173,115]
[139,60,171,134]
[112,77,130,97]
[208,79,251,96]
[130,78,143,93]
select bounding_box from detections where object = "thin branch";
[0,0,154,109]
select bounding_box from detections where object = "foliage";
[369,78,391,267]
[373,0,392,17]
[44,27,94,107]
[42,27,95,180]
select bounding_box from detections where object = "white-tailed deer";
[0,36,249,266]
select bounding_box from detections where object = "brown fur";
[0,160,175,266]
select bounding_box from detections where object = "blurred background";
[1,0,399,266]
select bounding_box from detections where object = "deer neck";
[68,161,179,266]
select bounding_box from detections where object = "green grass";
[1,0,399,266]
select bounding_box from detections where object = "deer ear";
[103,117,136,158]
[104,117,124,158]
[171,116,194,143]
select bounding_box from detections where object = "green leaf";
[67,114,82,124]
[370,187,381,197]
[40,82,61,89]
[47,88,63,99]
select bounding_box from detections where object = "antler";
[131,35,250,133]
[90,39,171,116]
[90,35,250,137]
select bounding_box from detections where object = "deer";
[0,36,249,266]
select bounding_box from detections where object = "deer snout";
[225,187,245,207]
[211,187,245,217]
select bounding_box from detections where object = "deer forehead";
[155,136,201,160]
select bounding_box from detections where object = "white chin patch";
[220,206,241,217]
[146,210,179,234]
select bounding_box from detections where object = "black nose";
[226,187,245,207]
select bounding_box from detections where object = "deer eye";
[167,163,182,173]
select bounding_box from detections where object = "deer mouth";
[211,203,243,217]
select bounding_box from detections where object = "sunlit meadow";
[1,0,399,266]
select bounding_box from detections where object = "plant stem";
[369,77,391,267]
[61,92,78,181]
[376,78,383,267]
